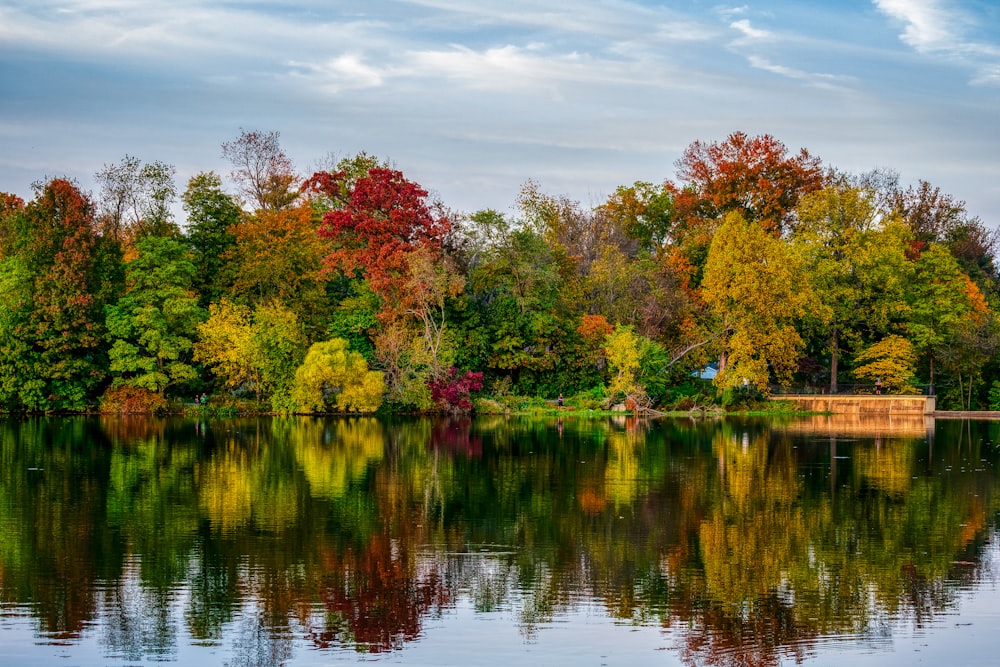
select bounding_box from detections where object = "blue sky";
[1,0,998,224]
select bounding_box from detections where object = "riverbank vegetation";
[1,130,997,414]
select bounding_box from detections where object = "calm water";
[1,414,999,666]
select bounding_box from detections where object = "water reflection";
[0,416,998,666]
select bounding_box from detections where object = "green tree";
[291,338,384,412]
[465,213,577,394]
[793,183,912,391]
[326,280,380,362]
[182,172,241,307]
[0,192,26,257]
[596,181,674,252]
[907,243,986,388]
[936,313,999,409]
[105,235,204,395]
[0,254,32,409]
[249,302,307,411]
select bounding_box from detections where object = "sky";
[1,0,999,224]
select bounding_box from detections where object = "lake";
[1,413,999,666]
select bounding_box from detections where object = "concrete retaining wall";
[775,394,936,416]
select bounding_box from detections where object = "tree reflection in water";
[0,415,997,665]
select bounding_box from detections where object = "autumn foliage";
[307,167,451,320]
[429,367,484,414]
[0,129,998,412]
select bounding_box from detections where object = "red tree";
[671,131,824,237]
[4,179,108,410]
[305,168,451,320]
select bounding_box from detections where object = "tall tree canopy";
[95,155,178,242]
[702,212,816,391]
[0,179,110,410]
[1,130,999,411]
[183,171,241,307]
[672,131,824,235]
[793,183,912,391]
[105,236,203,396]
[308,167,451,321]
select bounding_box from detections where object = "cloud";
[730,18,774,41]
[406,44,618,92]
[287,54,386,92]
[873,0,955,50]
[873,0,1000,85]
[746,55,855,89]
[0,1,385,69]
[725,17,853,89]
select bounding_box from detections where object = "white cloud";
[407,44,604,91]
[746,55,854,89]
[0,1,384,67]
[873,0,1000,85]
[873,0,955,50]
[730,18,774,41]
[288,54,386,92]
[725,17,855,90]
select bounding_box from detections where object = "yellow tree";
[290,338,384,413]
[604,326,643,404]
[702,211,815,391]
[194,299,256,394]
[194,299,306,408]
[851,334,918,393]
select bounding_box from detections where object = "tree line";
[0,129,996,413]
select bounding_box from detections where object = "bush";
[990,381,1000,411]
[100,386,169,415]
[429,368,484,414]
[472,397,510,415]
[565,386,606,410]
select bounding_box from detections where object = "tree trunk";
[829,328,839,394]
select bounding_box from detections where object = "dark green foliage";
[325,281,379,363]
[105,235,205,395]
[183,172,241,307]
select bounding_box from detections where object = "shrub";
[429,367,484,414]
[100,386,168,414]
